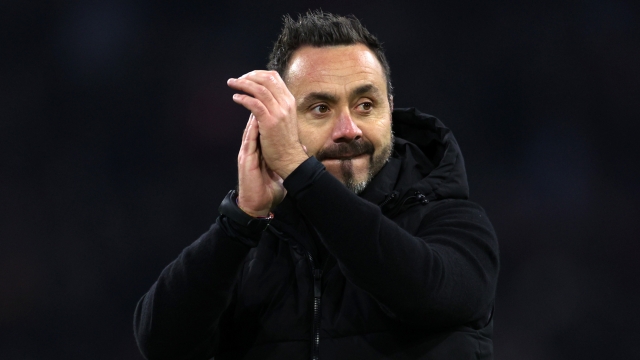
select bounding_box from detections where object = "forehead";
[285,44,386,95]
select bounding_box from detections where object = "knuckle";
[254,104,267,115]
[285,101,294,111]
[258,85,269,96]
[246,97,259,107]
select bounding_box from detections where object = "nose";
[331,111,362,143]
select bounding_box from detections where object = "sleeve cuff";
[217,190,269,247]
[283,156,326,199]
[216,216,261,248]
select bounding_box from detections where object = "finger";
[240,114,259,155]
[235,71,291,107]
[228,77,280,111]
[241,113,251,144]
[232,93,271,119]
[239,114,253,154]
[245,114,259,154]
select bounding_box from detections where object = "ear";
[389,95,394,113]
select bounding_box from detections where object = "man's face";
[285,44,393,193]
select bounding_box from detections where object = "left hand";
[236,114,285,217]
[227,70,308,179]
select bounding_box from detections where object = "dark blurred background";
[1,0,639,359]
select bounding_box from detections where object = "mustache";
[315,139,375,161]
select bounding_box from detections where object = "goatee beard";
[341,157,373,194]
[316,135,394,194]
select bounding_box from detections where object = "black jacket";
[134,108,500,359]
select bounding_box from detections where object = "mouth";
[315,139,375,163]
[322,153,369,161]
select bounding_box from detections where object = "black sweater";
[134,108,500,359]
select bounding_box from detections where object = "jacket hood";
[361,108,469,213]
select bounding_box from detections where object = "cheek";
[363,119,392,148]
[297,122,329,156]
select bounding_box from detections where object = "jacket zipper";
[381,190,429,217]
[379,191,398,209]
[308,253,322,360]
[270,225,324,359]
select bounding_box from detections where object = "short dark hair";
[267,10,393,100]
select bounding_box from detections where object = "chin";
[325,162,372,194]
[345,178,370,194]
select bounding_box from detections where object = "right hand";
[237,114,286,217]
[227,71,308,180]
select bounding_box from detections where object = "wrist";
[218,190,274,233]
[235,197,272,218]
[277,150,310,180]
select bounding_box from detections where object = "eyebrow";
[299,92,338,108]
[351,84,381,98]
[297,84,382,109]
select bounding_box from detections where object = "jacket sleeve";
[283,157,499,329]
[133,216,255,360]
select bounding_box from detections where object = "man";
[134,11,499,360]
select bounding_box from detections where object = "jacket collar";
[361,108,470,215]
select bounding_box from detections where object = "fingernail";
[227,78,235,84]
[233,94,240,99]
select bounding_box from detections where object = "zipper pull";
[380,191,398,209]
[313,269,323,298]
[415,191,429,205]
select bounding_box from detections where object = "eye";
[357,102,373,111]
[311,104,330,115]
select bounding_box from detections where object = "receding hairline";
[282,43,389,85]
